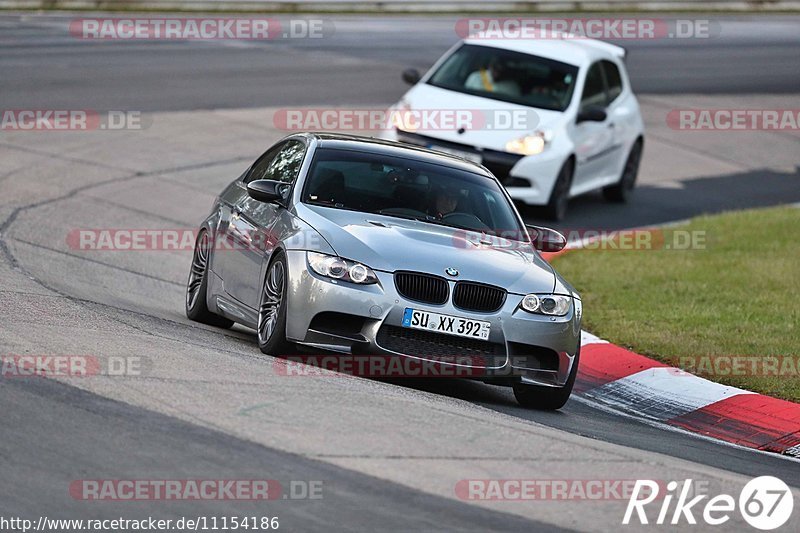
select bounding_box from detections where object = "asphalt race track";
[1,13,800,531]
[3,15,800,110]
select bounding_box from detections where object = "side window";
[580,62,607,109]
[244,140,306,184]
[264,140,306,184]
[244,143,284,184]
[602,60,623,103]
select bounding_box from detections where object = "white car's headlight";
[505,131,550,156]
[392,101,417,133]
[521,294,572,316]
[307,252,378,285]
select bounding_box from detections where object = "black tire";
[603,140,643,203]
[543,159,574,221]
[186,229,234,328]
[512,345,580,410]
[257,252,292,355]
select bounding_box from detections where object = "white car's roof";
[462,36,625,66]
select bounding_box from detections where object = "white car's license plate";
[402,308,490,340]
[428,144,482,164]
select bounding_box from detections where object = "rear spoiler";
[582,38,627,61]
[559,33,626,61]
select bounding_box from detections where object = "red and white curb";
[573,325,800,458]
[539,242,800,458]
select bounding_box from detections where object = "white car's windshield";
[428,44,579,112]
[303,148,526,238]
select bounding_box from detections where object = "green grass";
[552,206,800,402]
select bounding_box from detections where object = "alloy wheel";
[186,231,210,310]
[258,260,285,344]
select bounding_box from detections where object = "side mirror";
[402,68,421,85]
[527,224,567,253]
[576,105,607,123]
[247,179,289,204]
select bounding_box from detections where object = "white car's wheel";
[603,140,643,203]
[543,159,574,221]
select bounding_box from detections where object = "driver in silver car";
[428,185,461,219]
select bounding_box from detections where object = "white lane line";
[583,366,754,422]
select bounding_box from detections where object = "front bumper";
[391,130,565,206]
[284,250,580,387]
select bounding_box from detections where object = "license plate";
[428,144,482,164]
[402,308,491,340]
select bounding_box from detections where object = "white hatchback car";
[382,37,645,220]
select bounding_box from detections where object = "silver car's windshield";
[303,148,525,238]
[427,44,578,112]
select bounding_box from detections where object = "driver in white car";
[464,57,521,97]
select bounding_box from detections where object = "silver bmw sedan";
[186,133,582,409]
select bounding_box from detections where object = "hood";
[397,83,564,151]
[297,204,556,295]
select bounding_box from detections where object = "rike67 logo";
[624,477,794,530]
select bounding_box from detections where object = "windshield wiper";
[377,211,488,233]
[307,202,364,214]
[376,212,426,223]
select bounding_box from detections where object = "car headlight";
[521,294,572,316]
[392,101,417,133]
[505,131,550,156]
[307,252,378,285]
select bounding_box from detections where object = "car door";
[600,59,637,185]
[571,61,618,191]
[221,139,307,310]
